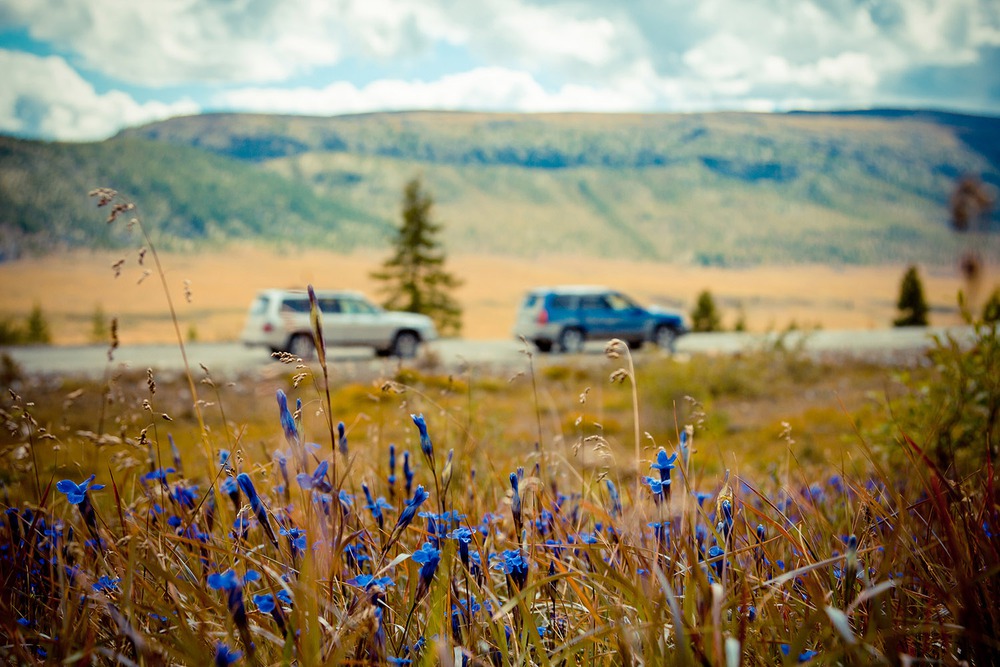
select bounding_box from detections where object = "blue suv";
[513,286,688,353]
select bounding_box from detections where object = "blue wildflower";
[403,451,414,496]
[388,445,397,493]
[141,467,175,485]
[236,473,278,549]
[645,476,667,503]
[253,592,287,635]
[719,499,734,540]
[448,526,475,567]
[605,479,622,517]
[384,485,429,551]
[56,474,104,537]
[173,483,199,509]
[411,414,433,457]
[679,427,691,466]
[215,642,242,666]
[253,593,277,614]
[693,491,713,507]
[707,545,726,578]
[207,569,248,629]
[338,421,348,457]
[650,449,677,483]
[92,575,120,593]
[780,644,818,662]
[280,526,306,556]
[296,460,332,493]
[347,573,395,589]
[362,482,391,531]
[220,476,240,510]
[56,475,105,505]
[412,542,441,598]
[276,390,298,445]
[493,548,529,589]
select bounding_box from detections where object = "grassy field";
[0,247,977,345]
[1,285,997,664]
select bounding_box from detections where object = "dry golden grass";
[0,246,975,344]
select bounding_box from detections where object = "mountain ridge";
[2,109,998,266]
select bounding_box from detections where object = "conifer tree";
[894,265,929,327]
[691,290,722,332]
[371,178,463,335]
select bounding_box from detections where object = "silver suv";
[240,289,438,359]
[513,285,687,353]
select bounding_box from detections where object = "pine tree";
[893,265,929,327]
[371,178,463,336]
[690,290,722,332]
[25,303,51,344]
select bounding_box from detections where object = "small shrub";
[0,318,22,345]
[90,303,108,343]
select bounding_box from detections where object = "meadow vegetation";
[1,296,997,665]
[0,190,997,666]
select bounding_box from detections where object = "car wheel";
[654,326,678,352]
[288,333,315,360]
[392,331,420,359]
[558,327,585,354]
[626,339,644,351]
[534,340,553,353]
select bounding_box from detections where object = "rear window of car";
[248,295,270,315]
[280,297,311,313]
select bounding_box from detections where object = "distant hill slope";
[2,110,998,265]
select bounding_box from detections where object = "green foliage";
[732,302,747,332]
[920,323,1000,471]
[983,286,1000,324]
[893,265,929,327]
[690,289,722,332]
[89,303,108,344]
[0,318,22,345]
[371,177,463,335]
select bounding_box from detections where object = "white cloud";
[216,66,657,115]
[0,0,996,140]
[0,50,199,140]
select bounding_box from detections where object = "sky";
[1,0,998,142]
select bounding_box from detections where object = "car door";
[605,292,648,340]
[578,294,617,338]
[317,296,349,346]
[338,295,391,347]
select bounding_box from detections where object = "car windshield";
[607,293,638,310]
[341,297,380,314]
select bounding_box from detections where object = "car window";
[341,298,378,314]
[579,295,611,310]
[522,294,538,309]
[606,293,637,311]
[248,295,269,315]
[318,297,341,313]
[280,297,310,313]
[550,295,575,309]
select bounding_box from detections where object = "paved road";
[0,326,975,380]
